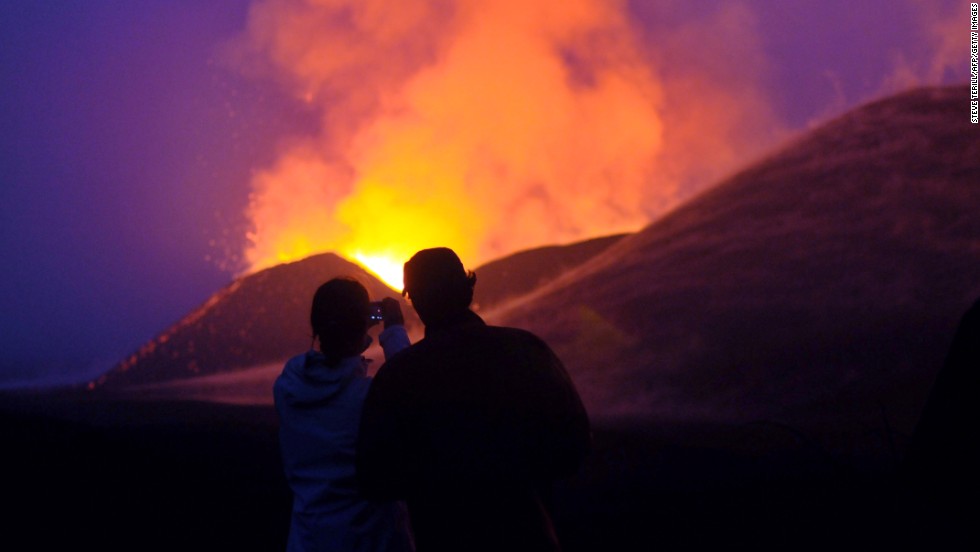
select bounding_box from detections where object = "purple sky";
[0,0,967,386]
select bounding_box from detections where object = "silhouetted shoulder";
[374,335,431,374]
[901,296,980,547]
[909,295,980,447]
[487,324,555,349]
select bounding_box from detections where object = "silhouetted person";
[274,278,414,552]
[901,296,980,550]
[356,248,591,552]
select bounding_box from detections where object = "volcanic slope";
[97,234,628,389]
[98,254,406,387]
[494,85,980,436]
[472,234,626,312]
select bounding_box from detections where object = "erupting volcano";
[232,0,780,289]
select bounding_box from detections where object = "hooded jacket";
[274,326,413,552]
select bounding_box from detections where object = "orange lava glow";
[234,0,782,282]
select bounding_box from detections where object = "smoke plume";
[231,0,781,288]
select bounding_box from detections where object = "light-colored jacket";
[274,326,413,552]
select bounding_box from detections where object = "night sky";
[0,0,968,386]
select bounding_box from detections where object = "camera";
[368,301,384,322]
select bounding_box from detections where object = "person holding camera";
[356,248,591,552]
[274,278,414,552]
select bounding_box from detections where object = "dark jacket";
[356,310,591,552]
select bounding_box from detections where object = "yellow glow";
[333,172,482,290]
[239,0,692,281]
[351,251,406,291]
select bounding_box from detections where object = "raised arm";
[378,297,411,360]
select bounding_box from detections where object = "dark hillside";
[98,253,411,387]
[496,85,980,442]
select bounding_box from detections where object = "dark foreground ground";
[0,390,956,551]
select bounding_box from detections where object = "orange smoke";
[233,0,778,290]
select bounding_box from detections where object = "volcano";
[97,235,624,389]
[99,85,979,445]
[43,83,977,552]
[97,254,408,387]
[492,85,980,439]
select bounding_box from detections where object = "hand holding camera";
[369,298,405,329]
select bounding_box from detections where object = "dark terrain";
[2,390,937,551]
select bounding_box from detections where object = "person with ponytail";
[274,277,414,552]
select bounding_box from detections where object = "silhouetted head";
[403,247,476,327]
[310,278,370,364]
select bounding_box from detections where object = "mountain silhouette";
[97,254,407,387]
[472,234,626,312]
[494,84,980,436]
[97,236,624,389]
